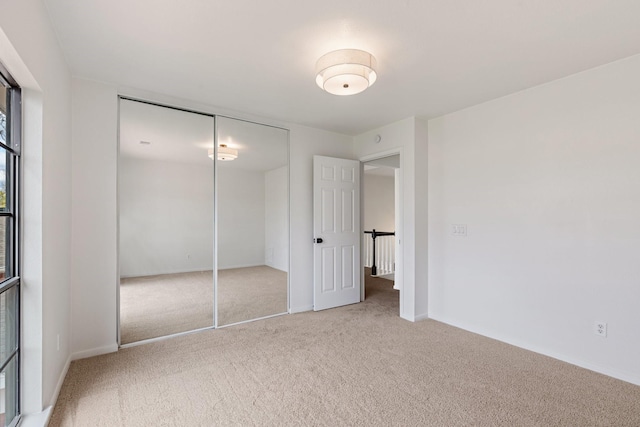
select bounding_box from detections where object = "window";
[0,62,20,427]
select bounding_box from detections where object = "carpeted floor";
[120,271,214,344]
[53,272,640,426]
[217,265,288,326]
[120,266,287,343]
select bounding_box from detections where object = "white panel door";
[313,155,361,311]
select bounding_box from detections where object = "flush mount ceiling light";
[315,49,377,96]
[208,144,238,161]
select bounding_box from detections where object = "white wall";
[120,157,288,276]
[428,54,640,385]
[70,79,354,354]
[0,0,72,419]
[265,166,288,272]
[119,157,214,277]
[217,167,265,269]
[354,118,429,321]
[71,79,118,359]
[363,174,394,232]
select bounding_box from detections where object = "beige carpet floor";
[120,266,287,344]
[120,271,214,344]
[53,272,640,426]
[218,265,288,326]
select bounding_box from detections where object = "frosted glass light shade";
[208,144,238,161]
[315,49,377,96]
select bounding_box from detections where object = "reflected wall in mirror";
[119,99,215,344]
[216,117,289,326]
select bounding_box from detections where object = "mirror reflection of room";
[119,99,215,344]
[216,117,288,326]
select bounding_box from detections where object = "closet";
[118,99,289,345]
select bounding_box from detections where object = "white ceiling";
[119,99,214,166]
[216,116,288,172]
[120,99,288,171]
[364,166,395,178]
[364,155,399,177]
[45,0,640,135]
[366,155,400,169]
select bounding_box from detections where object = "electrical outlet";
[594,322,607,337]
[452,224,467,237]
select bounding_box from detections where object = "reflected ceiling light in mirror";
[315,49,377,96]
[208,144,238,161]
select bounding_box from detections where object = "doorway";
[362,154,401,311]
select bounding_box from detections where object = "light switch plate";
[452,224,467,237]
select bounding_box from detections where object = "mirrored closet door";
[215,117,289,326]
[119,99,215,344]
[118,100,289,344]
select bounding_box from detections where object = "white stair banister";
[363,229,395,276]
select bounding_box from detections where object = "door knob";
[314,238,323,244]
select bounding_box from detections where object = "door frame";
[359,148,403,316]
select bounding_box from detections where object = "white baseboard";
[120,267,213,279]
[22,354,72,427]
[218,263,264,270]
[71,343,118,361]
[430,314,640,387]
[290,305,313,314]
[399,311,429,322]
[265,263,289,273]
[414,312,430,322]
[46,354,71,413]
[400,312,413,322]
[19,407,51,427]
